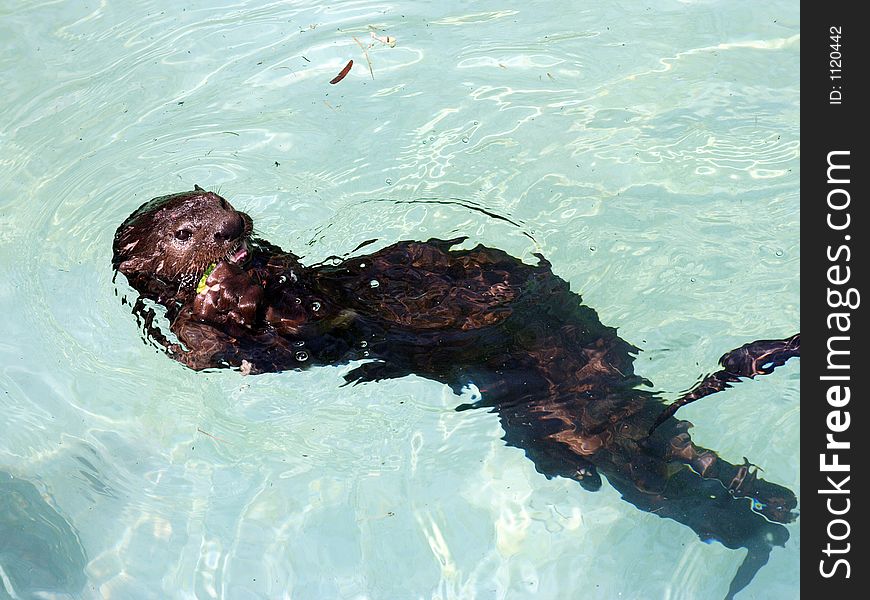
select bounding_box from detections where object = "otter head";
[113,186,252,294]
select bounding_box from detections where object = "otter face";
[113,187,252,284]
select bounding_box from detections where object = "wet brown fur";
[113,188,800,599]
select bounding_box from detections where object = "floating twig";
[352,36,375,80]
[197,427,229,443]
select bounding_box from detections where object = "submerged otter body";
[113,188,799,598]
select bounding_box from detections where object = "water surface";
[0,1,799,598]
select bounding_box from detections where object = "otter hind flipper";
[650,333,801,434]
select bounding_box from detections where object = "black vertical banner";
[804,5,867,598]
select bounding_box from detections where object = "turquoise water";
[0,1,799,599]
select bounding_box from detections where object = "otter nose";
[214,214,245,242]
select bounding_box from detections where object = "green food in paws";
[196,262,217,294]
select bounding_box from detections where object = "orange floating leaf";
[330,60,353,84]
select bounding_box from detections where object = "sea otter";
[113,186,799,599]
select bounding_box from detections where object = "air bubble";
[461,136,469,143]
[278,275,287,284]
[369,279,380,288]
[385,178,392,185]
[775,250,783,257]
[295,350,309,362]
[311,301,321,311]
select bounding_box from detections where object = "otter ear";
[194,184,205,192]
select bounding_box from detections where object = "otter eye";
[174,228,192,241]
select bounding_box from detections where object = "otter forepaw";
[193,262,262,327]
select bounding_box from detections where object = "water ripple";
[0,1,798,599]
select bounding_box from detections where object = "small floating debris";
[330,59,353,84]
[370,32,397,47]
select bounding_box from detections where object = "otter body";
[113,188,799,599]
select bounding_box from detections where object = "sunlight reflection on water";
[0,1,798,598]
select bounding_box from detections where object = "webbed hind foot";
[650,333,800,434]
[662,432,797,524]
